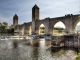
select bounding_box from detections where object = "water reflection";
[13,40,18,48]
[31,47,39,60]
[0,38,78,60]
[31,39,40,47]
[39,39,45,48]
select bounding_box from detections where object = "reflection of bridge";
[13,4,80,35]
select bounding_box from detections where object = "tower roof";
[32,4,39,9]
[13,14,18,18]
[13,14,18,20]
[14,14,18,17]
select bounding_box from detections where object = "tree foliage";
[75,53,80,60]
[0,22,14,33]
[78,15,80,20]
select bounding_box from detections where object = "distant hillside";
[54,26,65,30]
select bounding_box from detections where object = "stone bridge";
[13,4,80,35]
[14,14,80,35]
[35,14,80,35]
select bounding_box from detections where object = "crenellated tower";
[13,14,18,28]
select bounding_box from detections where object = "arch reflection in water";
[39,39,45,48]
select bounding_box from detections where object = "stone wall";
[51,34,78,48]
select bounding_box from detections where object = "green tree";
[75,53,80,60]
[78,15,80,20]
[0,22,8,33]
[0,23,2,32]
[3,22,8,26]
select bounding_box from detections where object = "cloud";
[0,14,12,26]
[0,0,33,25]
[38,0,80,19]
[0,0,79,25]
[54,21,65,28]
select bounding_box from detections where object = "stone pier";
[51,34,78,48]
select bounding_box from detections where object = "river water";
[0,39,78,60]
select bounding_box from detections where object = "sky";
[0,0,80,26]
[54,21,65,28]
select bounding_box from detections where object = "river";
[0,39,78,60]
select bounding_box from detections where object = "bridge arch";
[73,19,80,33]
[50,21,66,35]
[39,24,45,35]
[35,23,46,35]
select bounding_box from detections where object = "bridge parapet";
[65,14,73,17]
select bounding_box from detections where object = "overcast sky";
[0,0,80,26]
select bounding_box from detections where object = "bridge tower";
[13,14,18,28]
[32,4,39,34]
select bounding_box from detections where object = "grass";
[53,30,65,35]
